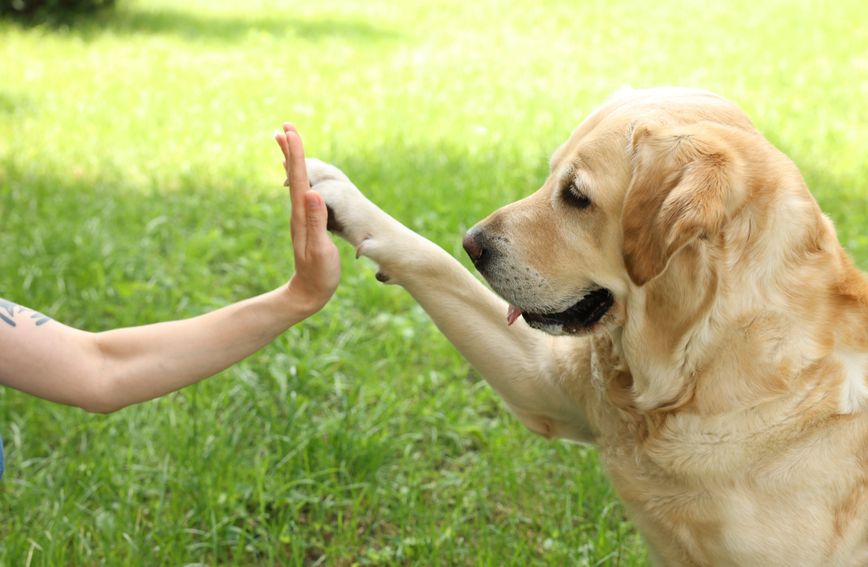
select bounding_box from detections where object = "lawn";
[0,0,865,564]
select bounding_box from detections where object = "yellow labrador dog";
[307,87,868,566]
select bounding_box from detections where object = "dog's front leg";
[307,159,594,442]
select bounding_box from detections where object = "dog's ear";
[622,122,749,286]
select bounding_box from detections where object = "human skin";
[0,125,339,413]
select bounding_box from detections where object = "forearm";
[394,242,545,389]
[0,286,315,413]
[381,239,594,440]
[90,286,311,412]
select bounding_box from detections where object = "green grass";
[0,0,865,564]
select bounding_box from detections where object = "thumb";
[304,191,329,250]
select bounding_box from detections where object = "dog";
[305,87,868,566]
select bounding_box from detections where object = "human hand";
[275,124,341,316]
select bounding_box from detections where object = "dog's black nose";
[463,228,491,271]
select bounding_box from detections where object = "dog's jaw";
[512,287,615,336]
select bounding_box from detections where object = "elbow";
[510,407,595,443]
[509,407,558,439]
[75,366,127,414]
[76,382,125,414]
[77,334,127,414]
[521,417,596,443]
[521,415,557,439]
[78,398,123,415]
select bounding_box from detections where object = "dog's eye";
[563,182,592,209]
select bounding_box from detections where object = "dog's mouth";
[507,288,614,333]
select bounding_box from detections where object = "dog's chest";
[592,402,868,566]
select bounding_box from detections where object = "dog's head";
[466,88,754,332]
[465,87,826,408]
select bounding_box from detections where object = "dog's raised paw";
[305,160,378,249]
[306,158,350,185]
[324,204,345,234]
[304,159,411,273]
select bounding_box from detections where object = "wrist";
[280,282,328,320]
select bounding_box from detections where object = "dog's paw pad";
[325,204,345,234]
[375,271,390,283]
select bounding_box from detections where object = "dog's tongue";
[506,305,523,326]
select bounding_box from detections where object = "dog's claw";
[375,271,390,283]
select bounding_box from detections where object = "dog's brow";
[554,166,574,185]
[558,159,587,185]
[571,156,589,170]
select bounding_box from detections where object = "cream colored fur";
[307,87,868,566]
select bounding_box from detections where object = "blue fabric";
[0,431,4,480]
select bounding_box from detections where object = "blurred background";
[0,0,865,564]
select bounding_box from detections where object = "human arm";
[0,126,339,413]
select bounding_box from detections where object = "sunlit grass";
[0,0,865,564]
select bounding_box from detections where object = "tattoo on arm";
[0,298,52,328]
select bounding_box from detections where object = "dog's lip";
[509,288,614,329]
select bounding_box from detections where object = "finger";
[286,130,310,248]
[286,130,310,216]
[275,132,301,236]
[275,132,291,186]
[274,131,290,164]
[275,132,292,186]
[283,122,298,135]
